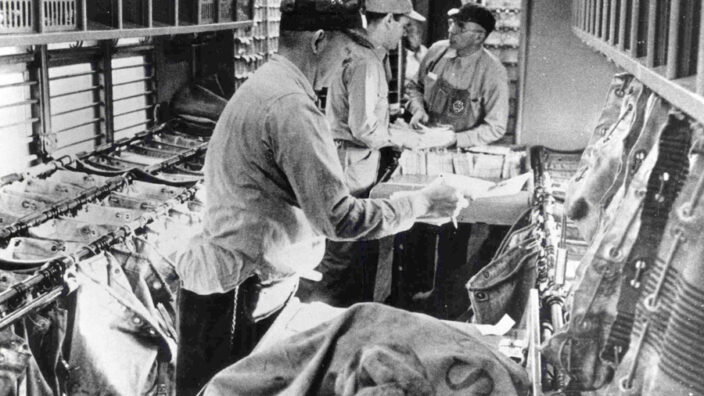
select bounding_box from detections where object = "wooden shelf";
[0,20,253,47]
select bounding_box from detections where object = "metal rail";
[529,146,569,392]
[0,136,205,241]
[571,0,704,125]
[0,183,201,329]
[0,21,253,47]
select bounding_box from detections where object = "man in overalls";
[406,3,508,147]
[399,3,509,319]
[297,0,426,307]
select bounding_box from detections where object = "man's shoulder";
[338,44,384,85]
[237,62,314,113]
[480,48,506,74]
[420,40,451,67]
[251,70,319,117]
[480,48,506,68]
[427,40,451,56]
[343,42,381,68]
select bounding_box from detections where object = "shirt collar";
[373,45,388,62]
[270,54,317,101]
[356,29,388,62]
[445,46,484,66]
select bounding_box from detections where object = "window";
[112,52,155,141]
[49,61,105,157]
[0,48,38,175]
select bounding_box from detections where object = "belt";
[603,112,692,364]
[334,140,368,150]
[542,106,667,391]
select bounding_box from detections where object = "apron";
[424,49,484,132]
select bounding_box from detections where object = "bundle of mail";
[398,145,525,180]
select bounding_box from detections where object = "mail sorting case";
[180,0,217,24]
[0,0,77,34]
[218,0,234,22]
[91,0,150,27]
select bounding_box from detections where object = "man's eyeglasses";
[448,19,485,35]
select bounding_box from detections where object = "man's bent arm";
[269,95,423,241]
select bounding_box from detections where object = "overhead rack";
[0,182,201,329]
[0,0,253,47]
[0,123,207,240]
[571,0,704,126]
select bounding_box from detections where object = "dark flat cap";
[448,3,496,34]
[281,0,363,31]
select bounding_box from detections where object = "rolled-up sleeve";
[455,66,509,147]
[345,60,391,150]
[268,94,421,241]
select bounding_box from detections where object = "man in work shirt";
[404,19,428,85]
[297,0,425,307]
[174,0,467,393]
[407,3,509,147]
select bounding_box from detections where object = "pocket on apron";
[431,86,450,118]
[444,89,481,131]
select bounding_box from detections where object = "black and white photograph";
[0,0,701,394]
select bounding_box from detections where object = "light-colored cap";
[365,0,426,22]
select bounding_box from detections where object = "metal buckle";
[653,172,670,203]
[630,149,647,175]
[629,259,647,289]
[643,294,659,312]
[618,375,635,393]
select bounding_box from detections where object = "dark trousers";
[390,222,509,320]
[176,278,281,396]
[297,239,379,308]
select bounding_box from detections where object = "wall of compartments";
[0,0,253,45]
[571,0,704,127]
[478,0,523,141]
[0,40,163,175]
[234,0,280,90]
[0,0,289,176]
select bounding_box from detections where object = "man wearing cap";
[326,0,425,199]
[406,2,509,147]
[297,0,425,307]
[174,0,466,393]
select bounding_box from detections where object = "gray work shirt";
[177,55,420,294]
[326,36,391,150]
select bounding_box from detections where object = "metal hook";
[629,259,647,289]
